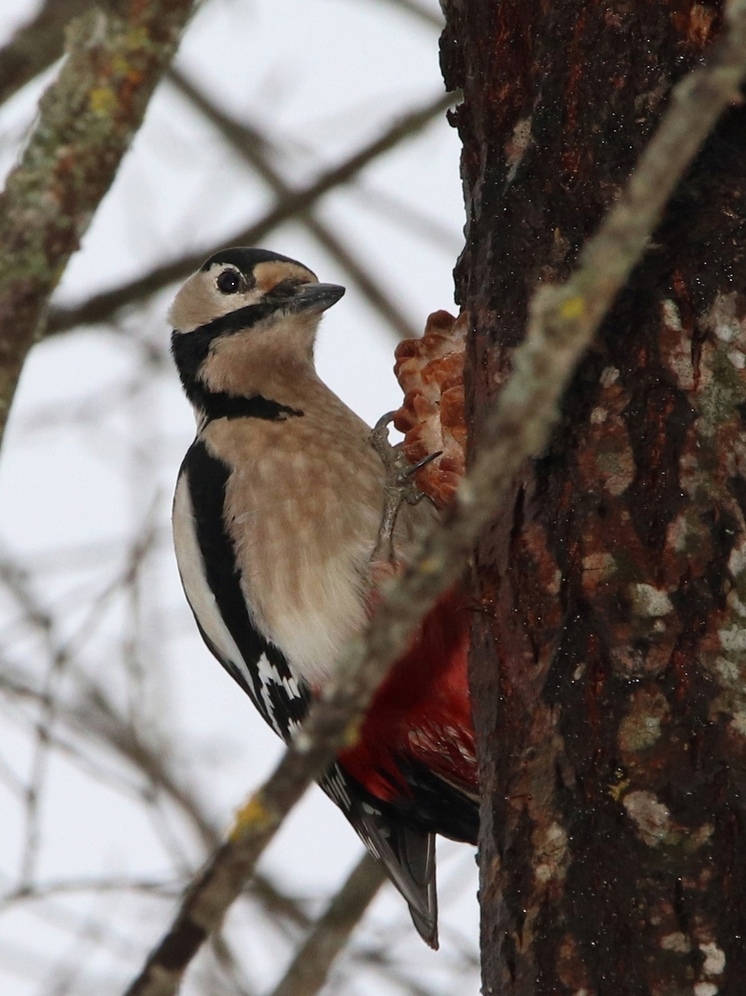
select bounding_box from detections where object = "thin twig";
[268,853,386,996]
[123,5,746,992]
[3,876,183,906]
[352,181,462,254]
[367,0,443,31]
[207,932,256,996]
[45,91,455,337]
[0,558,311,934]
[168,68,420,340]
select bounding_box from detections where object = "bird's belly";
[229,482,382,688]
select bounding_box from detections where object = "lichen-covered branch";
[533,0,746,354]
[123,8,746,993]
[0,0,195,447]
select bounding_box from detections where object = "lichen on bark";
[441,0,746,991]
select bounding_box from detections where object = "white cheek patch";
[169,268,261,333]
[172,474,245,669]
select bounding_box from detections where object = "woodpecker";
[170,247,478,947]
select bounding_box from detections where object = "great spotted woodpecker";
[170,247,478,947]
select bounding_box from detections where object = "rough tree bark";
[442,2,746,993]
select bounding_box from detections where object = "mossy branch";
[0,0,195,445]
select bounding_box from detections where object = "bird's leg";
[369,411,441,565]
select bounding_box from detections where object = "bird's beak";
[285,282,346,314]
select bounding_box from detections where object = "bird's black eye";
[216,269,241,294]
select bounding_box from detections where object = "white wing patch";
[257,653,301,699]
[253,652,303,738]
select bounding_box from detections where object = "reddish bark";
[441,1,746,992]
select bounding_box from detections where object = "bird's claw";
[369,412,441,564]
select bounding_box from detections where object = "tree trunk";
[441,2,746,992]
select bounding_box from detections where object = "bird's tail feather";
[352,801,439,948]
[320,765,439,947]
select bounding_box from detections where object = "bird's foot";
[369,412,441,565]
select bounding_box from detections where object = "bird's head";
[169,248,345,410]
[170,247,345,335]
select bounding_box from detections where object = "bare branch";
[0,0,195,448]
[45,90,455,337]
[0,0,93,107]
[269,853,386,996]
[366,0,443,30]
[352,182,462,255]
[0,547,312,934]
[123,5,746,992]
[169,68,419,339]
[3,876,183,905]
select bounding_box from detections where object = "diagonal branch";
[368,0,443,30]
[123,3,746,993]
[45,90,454,337]
[169,68,420,339]
[268,852,386,996]
[0,0,94,107]
[0,0,196,448]
[0,658,311,930]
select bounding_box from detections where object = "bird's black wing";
[176,439,311,739]
[322,764,439,947]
